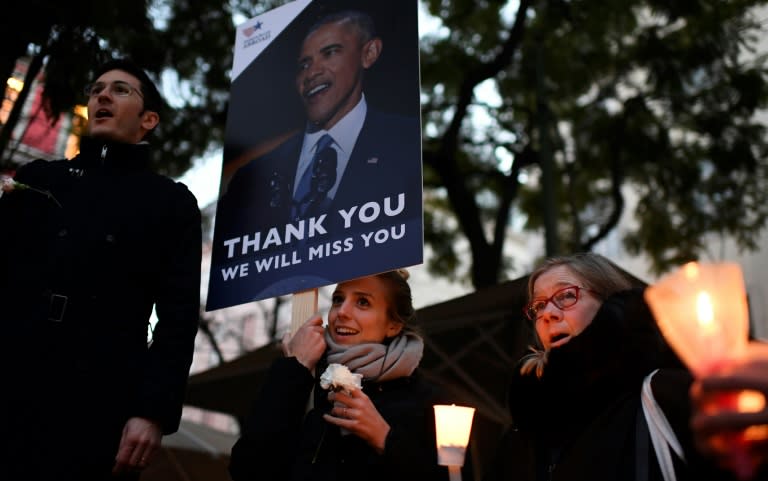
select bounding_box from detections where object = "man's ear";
[361,37,383,69]
[140,110,160,133]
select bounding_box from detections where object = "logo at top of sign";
[231,0,312,81]
[243,21,263,37]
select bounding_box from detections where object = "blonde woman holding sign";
[229,270,464,481]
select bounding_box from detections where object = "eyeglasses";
[83,80,144,99]
[524,285,596,321]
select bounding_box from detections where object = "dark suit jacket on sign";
[208,108,423,309]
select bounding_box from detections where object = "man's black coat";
[0,137,201,480]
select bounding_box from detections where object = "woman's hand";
[324,388,391,453]
[691,345,768,479]
[281,314,326,371]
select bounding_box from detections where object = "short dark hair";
[92,58,166,117]
[306,10,377,45]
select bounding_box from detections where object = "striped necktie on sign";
[292,133,337,220]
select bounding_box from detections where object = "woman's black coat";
[229,356,462,481]
[482,288,739,481]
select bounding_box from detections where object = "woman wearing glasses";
[482,252,738,481]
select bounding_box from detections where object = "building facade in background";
[2,57,85,167]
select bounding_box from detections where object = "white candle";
[434,404,475,475]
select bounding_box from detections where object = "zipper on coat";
[312,423,327,464]
[100,145,108,164]
[546,447,561,481]
[547,462,556,481]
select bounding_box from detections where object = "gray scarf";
[324,330,424,383]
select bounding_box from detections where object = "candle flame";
[738,390,766,413]
[696,291,715,335]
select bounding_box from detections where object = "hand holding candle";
[645,262,766,479]
[691,343,768,479]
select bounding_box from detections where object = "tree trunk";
[429,0,532,290]
[536,32,559,257]
[198,318,225,365]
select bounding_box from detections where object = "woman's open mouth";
[550,333,570,348]
[334,326,359,337]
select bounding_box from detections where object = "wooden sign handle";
[290,288,319,334]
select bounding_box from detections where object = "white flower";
[0,175,17,197]
[319,363,363,392]
[0,174,61,207]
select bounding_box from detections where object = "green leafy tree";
[421,0,768,288]
[0,0,287,177]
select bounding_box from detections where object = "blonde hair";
[520,252,638,377]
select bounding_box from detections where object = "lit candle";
[646,262,761,480]
[434,404,475,481]
[645,261,749,376]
